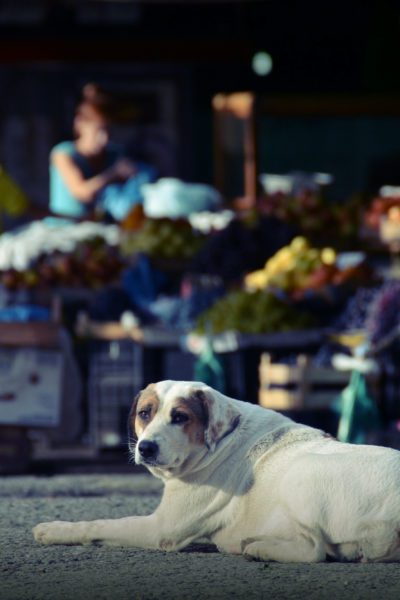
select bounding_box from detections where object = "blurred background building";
[1,0,400,206]
[2,0,400,472]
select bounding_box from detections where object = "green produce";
[195,289,315,335]
[121,218,205,261]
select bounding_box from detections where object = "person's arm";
[52,151,136,204]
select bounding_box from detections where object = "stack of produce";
[120,217,205,262]
[258,191,361,242]
[244,236,370,301]
[363,194,400,233]
[189,213,297,284]
[0,219,120,271]
[0,236,125,291]
[194,289,315,335]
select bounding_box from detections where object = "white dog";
[33,380,400,563]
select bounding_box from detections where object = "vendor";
[49,82,156,221]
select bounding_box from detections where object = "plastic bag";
[194,337,226,393]
[335,370,381,444]
[121,253,167,318]
[98,163,157,221]
[142,178,222,219]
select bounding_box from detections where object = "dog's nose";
[138,440,159,460]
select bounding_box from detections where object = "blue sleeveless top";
[49,141,122,218]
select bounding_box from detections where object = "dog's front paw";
[33,521,78,545]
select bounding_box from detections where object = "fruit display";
[189,214,297,284]
[363,195,400,233]
[194,289,315,335]
[379,211,400,248]
[0,219,120,271]
[361,191,400,250]
[120,217,205,262]
[244,236,370,300]
[258,190,361,242]
[0,236,125,291]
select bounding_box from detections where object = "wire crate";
[0,426,31,474]
[87,339,143,450]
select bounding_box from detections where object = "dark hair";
[75,82,117,123]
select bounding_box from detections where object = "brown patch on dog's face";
[188,388,241,450]
[128,384,160,440]
[170,394,209,446]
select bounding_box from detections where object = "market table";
[74,318,342,452]
[76,314,330,400]
[0,314,347,469]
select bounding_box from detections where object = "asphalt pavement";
[1,473,400,600]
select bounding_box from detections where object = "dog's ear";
[191,388,241,452]
[127,390,141,448]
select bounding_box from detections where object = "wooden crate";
[259,353,352,410]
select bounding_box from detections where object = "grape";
[365,280,400,346]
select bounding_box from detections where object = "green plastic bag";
[336,370,381,444]
[194,337,226,393]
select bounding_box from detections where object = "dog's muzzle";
[138,440,159,463]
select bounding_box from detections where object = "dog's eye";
[171,412,189,425]
[138,409,151,421]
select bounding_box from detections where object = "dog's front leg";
[33,483,209,550]
[33,514,161,548]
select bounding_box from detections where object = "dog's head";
[128,380,241,477]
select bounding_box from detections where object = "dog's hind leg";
[359,525,400,563]
[241,534,326,563]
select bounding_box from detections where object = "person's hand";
[112,158,137,181]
